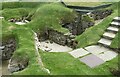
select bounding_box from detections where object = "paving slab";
[79,54,105,68]
[111,21,120,26]
[69,48,90,58]
[96,51,118,61]
[103,32,116,38]
[98,38,112,46]
[85,45,109,55]
[107,26,119,32]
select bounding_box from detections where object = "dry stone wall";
[90,9,112,20]
[1,37,16,61]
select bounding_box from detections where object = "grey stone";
[103,32,116,38]
[98,38,112,46]
[85,45,109,55]
[0,46,5,50]
[114,17,120,21]
[69,48,90,58]
[79,54,105,68]
[111,21,120,26]
[8,56,29,73]
[96,50,118,61]
[107,26,119,32]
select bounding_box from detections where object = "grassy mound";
[1,2,45,9]
[27,3,77,33]
[2,8,32,20]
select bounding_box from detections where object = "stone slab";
[0,46,5,50]
[39,40,73,52]
[85,45,109,55]
[15,22,26,25]
[111,21,120,26]
[0,16,4,19]
[107,26,119,32]
[69,48,90,58]
[114,17,120,21]
[80,54,105,68]
[103,32,116,38]
[98,38,112,46]
[96,51,118,61]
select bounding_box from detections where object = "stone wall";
[62,14,95,35]
[48,29,78,49]
[81,21,95,32]
[1,37,16,61]
[8,55,29,73]
[48,29,67,46]
[62,14,83,35]
[90,9,112,20]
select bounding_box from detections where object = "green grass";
[26,3,77,34]
[1,2,46,9]
[110,30,120,48]
[40,51,118,75]
[1,2,119,75]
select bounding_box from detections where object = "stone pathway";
[69,17,119,68]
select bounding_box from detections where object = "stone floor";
[38,40,72,52]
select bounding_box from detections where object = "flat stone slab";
[98,38,112,46]
[85,45,109,55]
[114,17,120,21]
[111,21,120,26]
[80,54,105,68]
[39,40,73,52]
[15,22,26,25]
[96,51,118,61]
[0,46,5,50]
[69,48,90,58]
[107,26,119,32]
[103,32,116,38]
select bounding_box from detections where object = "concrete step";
[111,21,120,27]
[113,17,120,21]
[103,31,116,39]
[107,26,119,32]
[98,38,112,46]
